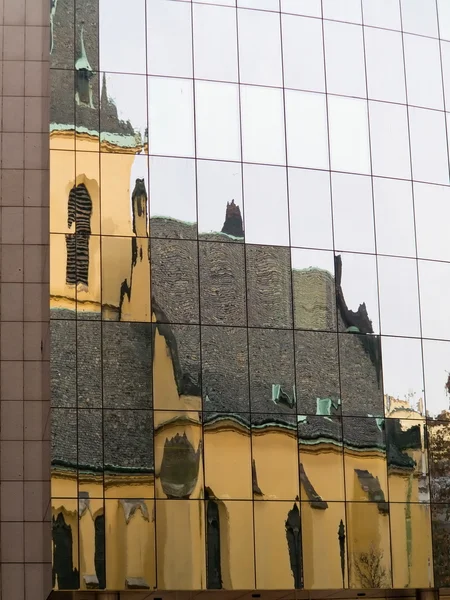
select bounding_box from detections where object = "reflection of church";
[50,0,436,594]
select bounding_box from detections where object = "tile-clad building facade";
[45,0,450,597]
[0,0,51,598]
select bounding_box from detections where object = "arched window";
[206,499,222,589]
[52,512,79,590]
[94,514,106,589]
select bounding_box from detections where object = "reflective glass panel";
[246,245,293,328]
[291,248,336,332]
[332,172,375,254]
[364,28,406,104]
[195,81,241,162]
[147,0,193,78]
[346,501,392,588]
[401,0,438,37]
[391,502,433,588]
[337,252,380,335]
[151,239,199,325]
[295,330,340,416]
[285,90,329,170]
[328,96,370,175]
[298,415,344,501]
[149,157,197,239]
[193,4,238,83]
[241,85,286,165]
[197,160,243,241]
[204,411,252,499]
[324,21,366,98]
[382,336,425,419]
[249,328,296,416]
[282,14,325,92]
[419,260,450,341]
[409,107,449,185]
[201,325,249,414]
[378,255,421,338]
[199,241,247,326]
[373,177,416,259]
[362,0,401,29]
[254,501,302,589]
[148,77,195,158]
[243,164,289,246]
[322,0,362,23]
[404,35,443,111]
[415,183,450,262]
[99,0,146,75]
[422,338,450,419]
[369,101,411,180]
[238,8,282,87]
[281,0,321,17]
[288,168,333,251]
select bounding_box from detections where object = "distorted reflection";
[291,248,336,331]
[149,156,197,239]
[346,501,392,588]
[197,160,243,241]
[51,0,441,592]
[204,412,252,499]
[382,336,425,419]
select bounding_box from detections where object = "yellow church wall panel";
[155,499,206,590]
[100,152,140,237]
[346,501,392,589]
[214,500,255,590]
[301,501,347,589]
[252,422,299,501]
[254,501,301,590]
[203,419,252,500]
[390,502,434,589]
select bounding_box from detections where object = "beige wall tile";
[2,133,24,169]
[24,440,50,481]
[3,61,25,96]
[25,0,47,26]
[23,360,46,400]
[4,0,26,26]
[24,208,48,244]
[1,361,24,400]
[1,244,24,281]
[1,481,24,520]
[25,563,52,600]
[24,169,48,206]
[24,400,46,440]
[24,61,48,97]
[2,96,25,132]
[24,282,49,321]
[23,322,44,360]
[24,522,52,562]
[24,244,48,282]
[1,206,23,242]
[24,132,48,169]
[1,282,24,320]
[2,169,24,206]
[4,26,25,60]
[1,440,24,480]
[1,321,24,359]
[1,400,24,438]
[2,563,25,600]
[25,26,49,61]
[1,522,25,562]
[24,96,49,132]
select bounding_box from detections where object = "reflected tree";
[353,544,389,588]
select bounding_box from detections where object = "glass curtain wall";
[50,0,450,592]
